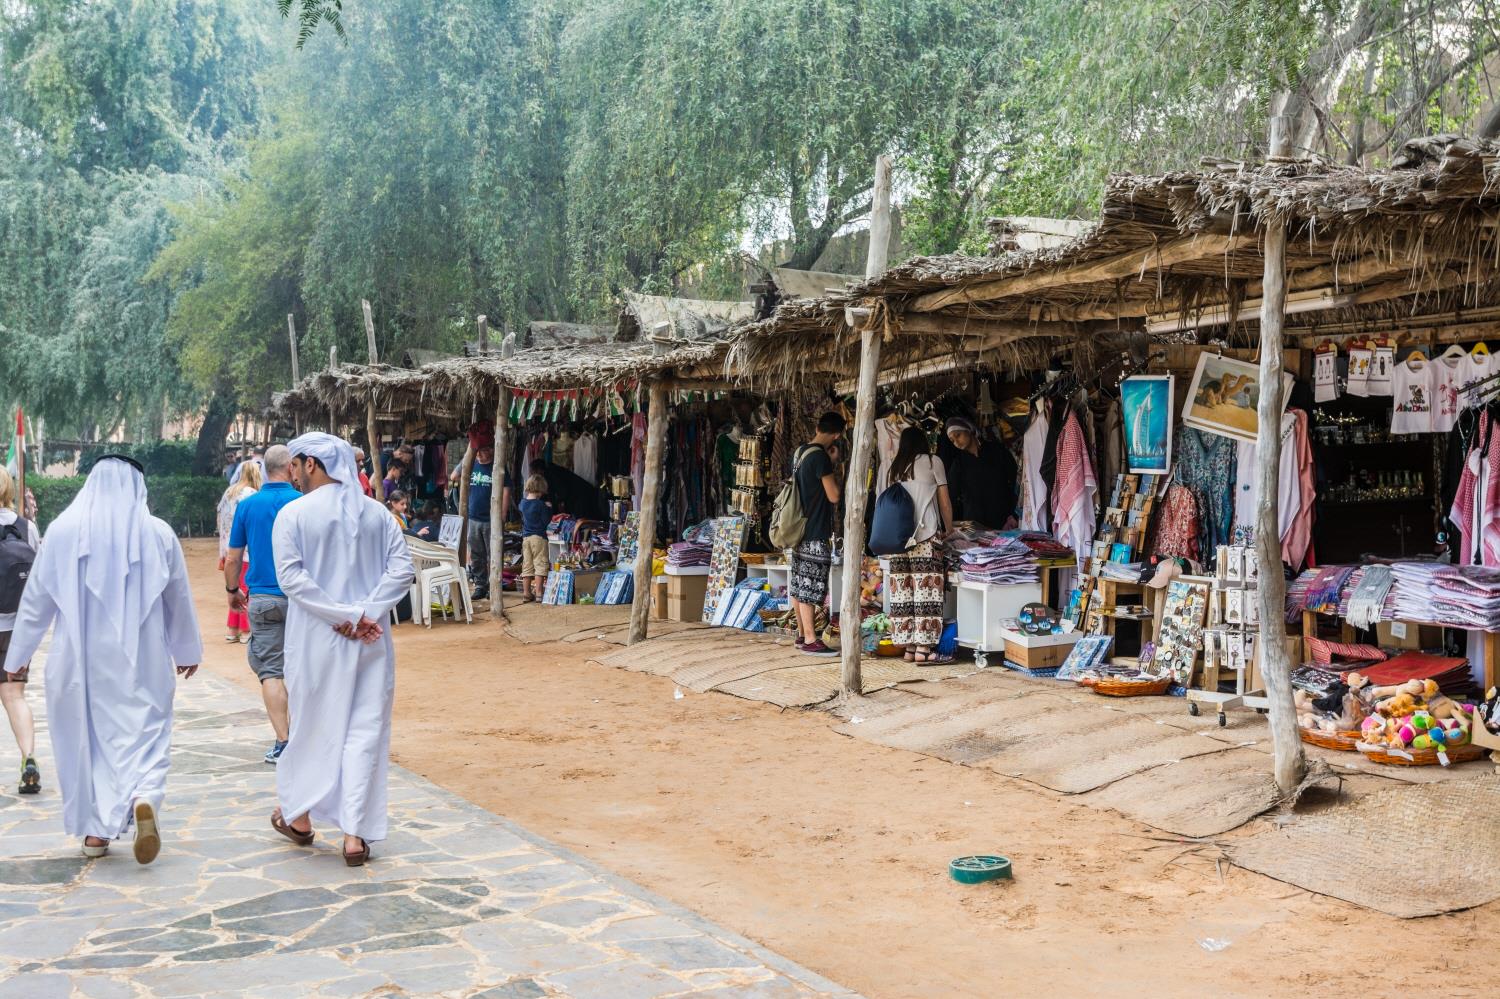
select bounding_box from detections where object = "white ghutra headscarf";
[48,457,170,668]
[287,432,366,538]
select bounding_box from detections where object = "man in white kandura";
[1,456,201,864]
[270,432,414,866]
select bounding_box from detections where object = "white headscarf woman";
[2,456,203,863]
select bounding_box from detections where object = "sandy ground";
[183,539,1496,998]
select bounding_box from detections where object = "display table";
[1301,608,1500,690]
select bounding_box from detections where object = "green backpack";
[768,445,822,550]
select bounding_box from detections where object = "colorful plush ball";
[1411,734,1436,750]
[1448,726,1470,745]
[1411,714,1433,732]
[1428,727,1448,744]
[1398,723,1417,745]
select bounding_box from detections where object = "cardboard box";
[650,577,669,621]
[999,627,1082,670]
[666,574,708,622]
[1376,620,1443,651]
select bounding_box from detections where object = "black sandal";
[271,809,315,846]
[18,757,40,795]
[343,838,370,867]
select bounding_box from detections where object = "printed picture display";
[1121,375,1173,474]
[1182,353,1294,442]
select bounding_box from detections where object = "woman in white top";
[0,466,42,794]
[887,427,954,664]
[217,461,263,643]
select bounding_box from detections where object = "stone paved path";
[0,656,856,999]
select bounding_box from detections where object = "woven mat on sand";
[1079,748,1282,837]
[504,603,631,644]
[1228,775,1500,917]
[838,686,1234,793]
[593,635,975,706]
[713,658,976,708]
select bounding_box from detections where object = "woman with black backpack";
[0,466,41,795]
[885,427,954,665]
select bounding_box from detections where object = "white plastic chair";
[405,536,474,626]
[438,514,463,550]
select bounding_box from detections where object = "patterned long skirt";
[888,541,944,647]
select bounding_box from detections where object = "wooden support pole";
[838,153,893,697]
[491,386,509,620]
[477,314,489,354]
[286,313,302,436]
[455,443,474,567]
[490,333,514,620]
[1255,115,1306,797]
[628,378,670,645]
[328,345,338,432]
[361,300,385,503]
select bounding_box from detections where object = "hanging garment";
[1346,346,1373,397]
[1172,427,1236,563]
[630,413,648,508]
[1313,349,1339,403]
[1153,483,1201,561]
[552,431,576,471]
[1050,411,1098,564]
[1450,411,1500,566]
[1281,409,1317,571]
[1230,412,1301,543]
[875,415,906,494]
[1433,350,1470,433]
[1391,356,1436,434]
[572,432,598,485]
[1460,349,1495,409]
[1019,400,1051,532]
[1368,344,1395,396]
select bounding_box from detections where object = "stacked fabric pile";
[665,520,714,570]
[959,538,1038,585]
[1285,564,1357,621]
[1389,561,1500,630]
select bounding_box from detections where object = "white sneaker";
[81,840,109,859]
[133,801,161,865]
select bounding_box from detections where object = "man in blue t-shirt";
[225,444,302,764]
[466,445,510,600]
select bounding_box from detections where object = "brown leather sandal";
[343,838,371,867]
[271,809,315,846]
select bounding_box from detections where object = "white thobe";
[273,486,415,841]
[2,519,201,839]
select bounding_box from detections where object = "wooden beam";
[328,345,338,432]
[838,153,893,696]
[897,314,1084,338]
[286,313,302,435]
[455,443,474,567]
[477,314,489,355]
[911,233,1257,313]
[628,378,670,645]
[1148,268,1473,334]
[1254,115,1305,797]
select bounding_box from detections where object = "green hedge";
[29,475,229,537]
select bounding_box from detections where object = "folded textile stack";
[959,538,1038,585]
[666,539,711,569]
[1427,564,1500,631]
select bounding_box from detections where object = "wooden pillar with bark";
[361,299,386,503]
[837,153,893,696]
[629,378,670,645]
[490,330,514,620]
[1255,115,1307,795]
[328,345,338,432]
[286,313,302,436]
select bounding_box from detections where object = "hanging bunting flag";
[570,390,579,421]
[526,392,539,420]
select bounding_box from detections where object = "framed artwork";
[1154,578,1210,685]
[1121,376,1174,474]
[702,516,748,623]
[1181,353,1294,443]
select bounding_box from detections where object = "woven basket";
[1081,675,1172,697]
[874,642,908,658]
[1298,727,1362,752]
[1356,741,1486,767]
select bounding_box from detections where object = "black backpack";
[0,518,35,615]
[868,484,916,556]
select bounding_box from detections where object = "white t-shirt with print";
[1432,350,1471,433]
[1391,357,1435,435]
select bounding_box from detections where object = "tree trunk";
[193,385,237,476]
[1256,116,1307,797]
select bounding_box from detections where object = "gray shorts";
[247,594,288,682]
